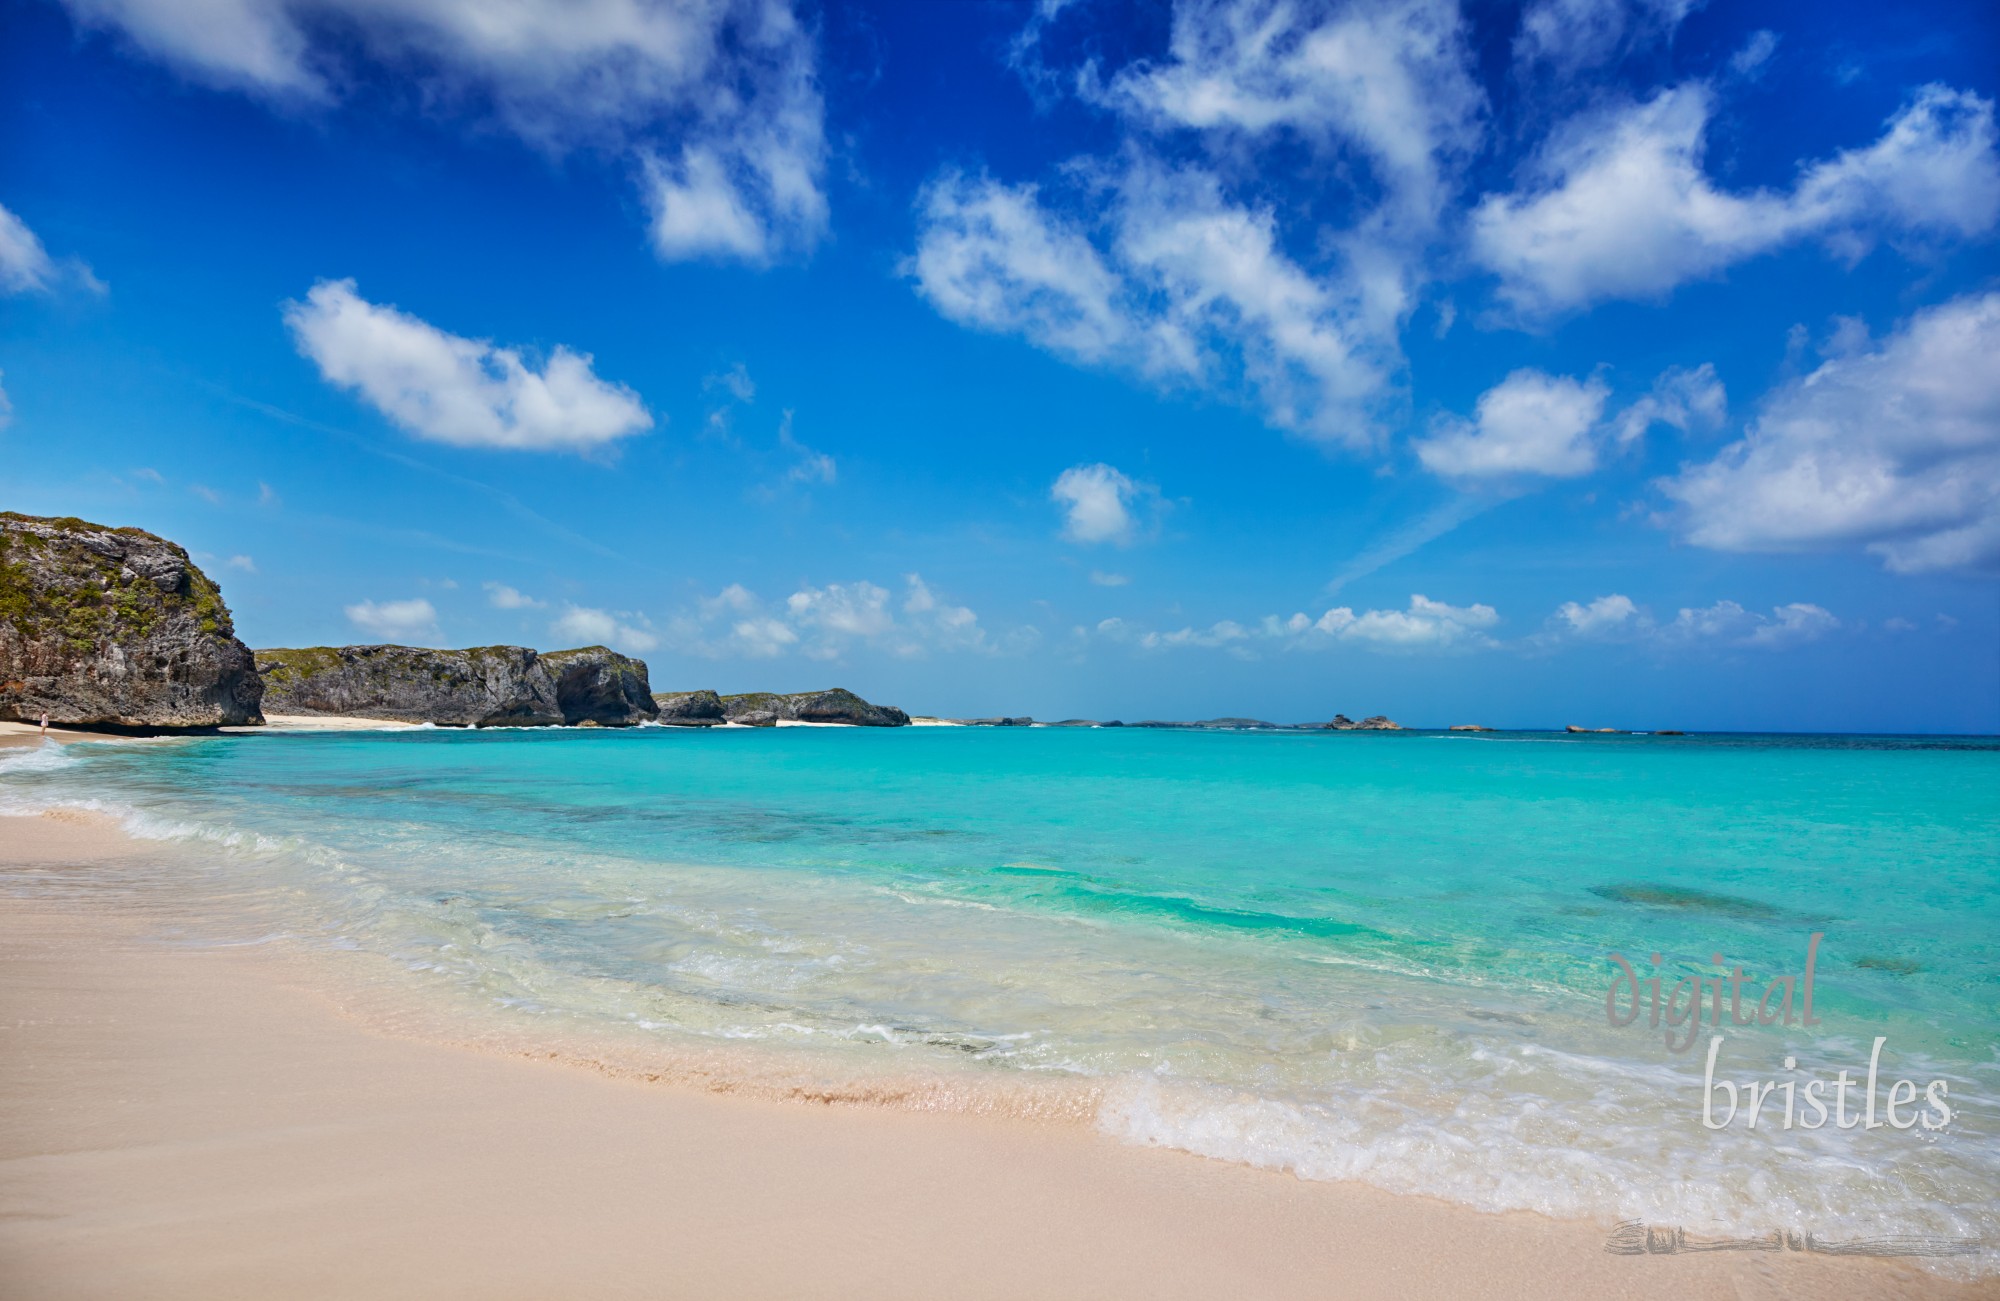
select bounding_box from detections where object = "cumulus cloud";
[0,371,12,430]
[0,201,102,295]
[665,574,1003,661]
[1472,83,2000,315]
[1052,463,1151,544]
[58,0,827,265]
[551,604,658,653]
[0,203,57,295]
[1417,369,1609,479]
[777,412,836,485]
[1554,592,1640,637]
[284,279,653,452]
[1539,593,1838,649]
[1512,0,1697,78]
[1661,291,2000,573]
[1090,570,1131,586]
[1120,593,1500,656]
[907,171,1137,366]
[1098,0,1485,224]
[1613,362,1726,444]
[226,554,257,573]
[345,597,440,642]
[1665,600,1838,649]
[910,0,1489,445]
[1419,361,1727,482]
[913,163,1405,444]
[484,582,546,610]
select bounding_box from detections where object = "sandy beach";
[1,801,1985,1300]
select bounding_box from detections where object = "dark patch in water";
[1468,1009,1536,1026]
[1855,955,1924,975]
[1589,882,1782,920]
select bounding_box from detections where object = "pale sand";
[0,812,1987,1300]
[236,713,430,731]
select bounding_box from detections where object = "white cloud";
[1472,83,2000,315]
[484,582,546,610]
[910,0,1469,445]
[1661,291,2000,573]
[1052,463,1146,544]
[226,554,257,573]
[1614,362,1726,445]
[345,597,440,643]
[1417,369,1608,479]
[704,363,756,404]
[665,574,1001,661]
[59,0,827,266]
[1554,592,1639,637]
[284,279,653,452]
[907,171,1133,364]
[0,201,101,296]
[787,581,894,641]
[1513,0,1697,78]
[778,412,836,485]
[1090,570,1131,586]
[0,203,57,295]
[1322,593,1499,648]
[910,157,1416,446]
[1131,592,1500,655]
[1098,0,1485,224]
[551,604,659,653]
[1665,599,1838,649]
[0,370,11,430]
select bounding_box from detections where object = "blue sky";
[2,0,1996,730]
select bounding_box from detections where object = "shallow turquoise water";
[4,726,1996,1259]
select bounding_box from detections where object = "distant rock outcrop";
[257,644,563,727]
[652,689,725,726]
[0,512,264,729]
[1449,724,1493,732]
[720,688,910,727]
[1326,715,1403,731]
[541,646,655,726]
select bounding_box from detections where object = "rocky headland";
[716,688,911,727]
[257,644,660,728]
[0,512,264,729]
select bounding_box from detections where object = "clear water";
[4,726,1996,1263]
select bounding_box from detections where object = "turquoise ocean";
[3,726,1996,1265]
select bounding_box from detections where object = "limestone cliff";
[541,647,656,726]
[719,688,910,727]
[257,644,563,727]
[0,512,263,729]
[652,690,726,726]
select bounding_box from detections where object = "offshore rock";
[256,644,563,727]
[720,688,910,727]
[653,689,726,726]
[1326,714,1403,731]
[541,646,656,726]
[0,512,264,729]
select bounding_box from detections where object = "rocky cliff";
[541,647,656,726]
[257,644,563,727]
[0,512,264,729]
[652,690,725,726]
[257,644,663,727]
[718,688,910,727]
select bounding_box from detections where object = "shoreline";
[1,810,1985,1298]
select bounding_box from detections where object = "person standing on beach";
[39,711,49,736]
